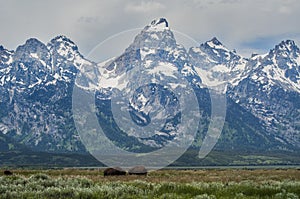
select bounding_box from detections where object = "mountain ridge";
[0,18,299,166]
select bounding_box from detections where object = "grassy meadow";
[0,168,299,198]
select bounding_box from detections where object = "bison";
[3,170,13,176]
[103,167,126,176]
[128,166,147,175]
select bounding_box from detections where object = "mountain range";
[0,18,299,166]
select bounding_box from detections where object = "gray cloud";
[1,0,300,58]
[124,1,165,13]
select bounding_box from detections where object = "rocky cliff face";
[0,18,299,156]
[227,40,300,147]
[0,36,94,152]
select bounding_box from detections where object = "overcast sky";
[1,0,300,58]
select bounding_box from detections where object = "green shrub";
[0,173,299,199]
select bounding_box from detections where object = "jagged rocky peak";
[204,37,244,58]
[200,37,237,56]
[152,18,168,26]
[274,39,298,52]
[102,17,199,86]
[0,45,12,55]
[205,37,223,47]
[13,38,49,62]
[24,38,44,45]
[266,40,300,67]
[125,18,176,54]
[251,53,259,58]
[16,38,47,53]
[190,37,244,68]
[268,39,300,60]
[49,35,78,50]
[146,18,169,31]
[0,45,13,67]
[48,35,80,58]
[0,45,14,54]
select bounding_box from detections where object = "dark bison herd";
[104,166,147,176]
[3,170,13,175]
[2,167,147,177]
[103,167,126,176]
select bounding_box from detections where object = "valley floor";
[0,168,300,198]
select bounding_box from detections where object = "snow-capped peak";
[274,39,298,53]
[189,37,248,89]
[124,18,177,56]
[251,39,300,91]
[145,18,170,32]
[100,18,200,91]
[203,37,230,52]
[0,45,13,56]
[189,37,245,67]
[207,37,223,47]
[49,35,78,50]
[151,18,168,27]
[267,40,300,66]
[0,45,13,67]
[48,35,80,58]
[13,38,49,62]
